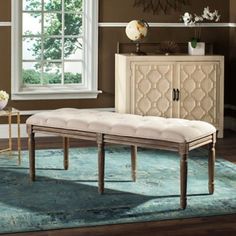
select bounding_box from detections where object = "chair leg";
[63,137,69,170]
[97,134,105,194]
[131,145,137,182]
[208,140,216,194]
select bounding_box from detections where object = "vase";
[0,99,8,110]
[188,42,205,56]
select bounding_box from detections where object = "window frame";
[11,0,100,100]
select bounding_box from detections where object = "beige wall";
[0,0,234,117]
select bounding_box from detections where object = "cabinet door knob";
[173,89,176,101]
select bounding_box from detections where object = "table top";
[0,107,20,116]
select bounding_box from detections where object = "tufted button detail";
[26,108,216,143]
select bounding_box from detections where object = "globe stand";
[130,42,146,55]
[134,42,146,55]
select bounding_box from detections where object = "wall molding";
[0,123,54,139]
[18,107,114,116]
[1,116,235,139]
[225,104,236,111]
[0,22,11,27]
[1,21,236,28]
[224,105,236,131]
[225,116,236,131]
[98,22,236,28]
[0,123,27,139]
[0,106,235,139]
[0,108,115,139]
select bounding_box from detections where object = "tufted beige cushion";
[26,108,216,143]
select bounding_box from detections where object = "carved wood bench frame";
[27,124,216,209]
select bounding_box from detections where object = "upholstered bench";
[26,108,217,209]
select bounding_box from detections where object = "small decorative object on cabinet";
[160,41,180,55]
[188,42,205,55]
[125,19,149,55]
[181,7,220,56]
[115,54,224,137]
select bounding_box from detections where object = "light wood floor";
[0,130,236,236]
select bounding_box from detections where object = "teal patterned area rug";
[0,146,236,234]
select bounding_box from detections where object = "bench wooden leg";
[131,145,137,182]
[179,147,188,210]
[208,140,216,194]
[97,134,105,194]
[28,127,35,182]
[63,137,69,170]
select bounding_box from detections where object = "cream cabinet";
[115,54,224,137]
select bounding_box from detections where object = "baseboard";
[0,108,115,139]
[0,123,53,139]
[224,104,236,131]
[224,116,236,131]
[1,108,235,139]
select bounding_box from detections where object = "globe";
[125,20,149,54]
[125,20,148,42]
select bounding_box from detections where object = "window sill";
[11,90,102,100]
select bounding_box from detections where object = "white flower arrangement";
[182,6,220,26]
[0,90,9,101]
[181,6,221,48]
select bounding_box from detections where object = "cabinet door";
[176,62,219,125]
[130,62,175,117]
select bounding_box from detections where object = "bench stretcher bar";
[27,124,216,210]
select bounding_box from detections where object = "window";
[11,0,100,100]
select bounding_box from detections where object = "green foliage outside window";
[23,69,82,85]
[23,0,83,85]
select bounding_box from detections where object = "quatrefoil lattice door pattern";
[115,54,224,137]
[131,63,175,117]
[131,62,219,124]
[177,62,218,124]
